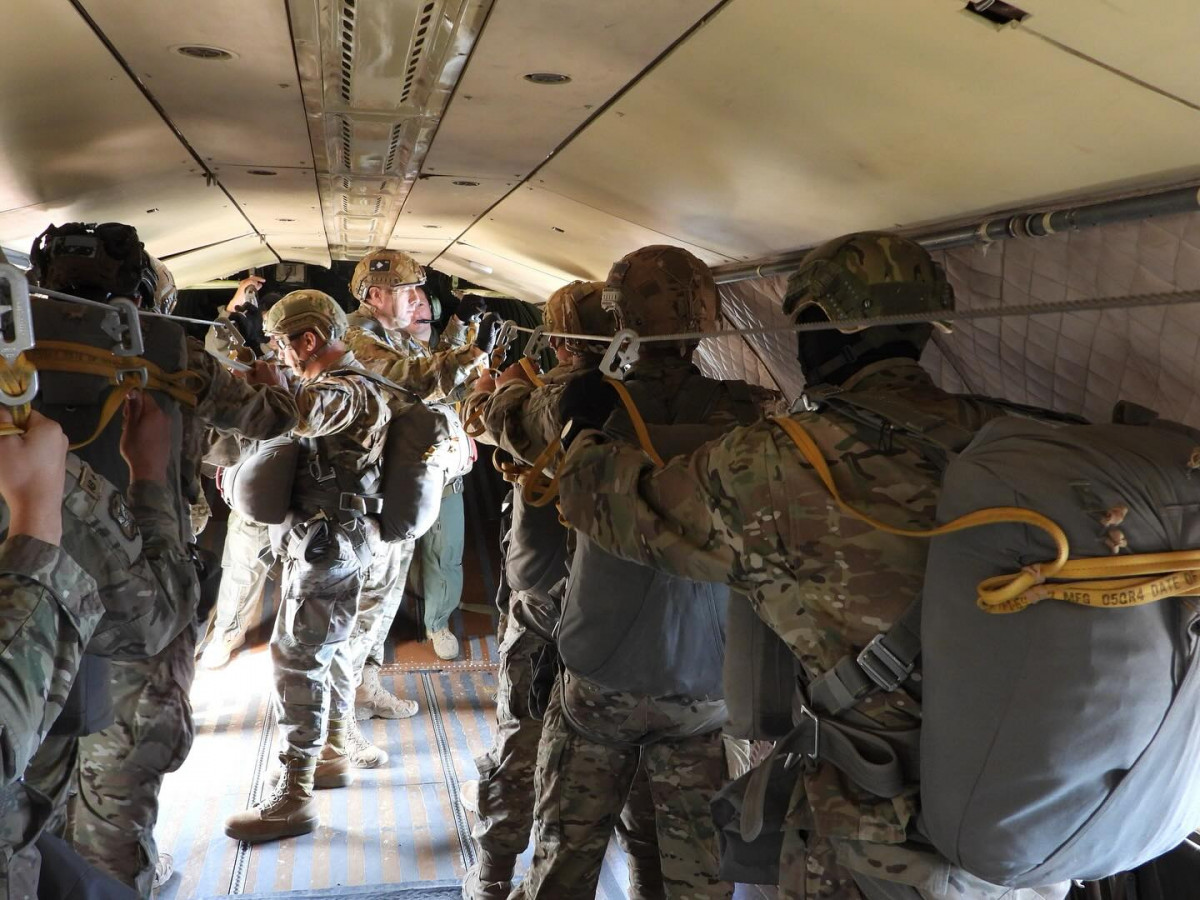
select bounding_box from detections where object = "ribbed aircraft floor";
[154,618,640,900]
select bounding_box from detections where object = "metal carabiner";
[599,329,641,381]
[0,263,38,407]
[523,324,550,360]
[496,318,519,352]
[103,297,146,358]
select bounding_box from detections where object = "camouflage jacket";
[290,349,392,518]
[557,359,1012,845]
[463,359,591,466]
[0,463,198,661]
[184,338,301,536]
[0,536,102,788]
[344,303,483,401]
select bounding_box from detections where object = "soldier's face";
[391,285,424,329]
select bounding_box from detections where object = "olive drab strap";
[771,415,1200,613]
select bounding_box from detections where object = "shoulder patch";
[109,492,139,541]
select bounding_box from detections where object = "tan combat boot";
[315,717,355,787]
[346,714,389,768]
[225,756,318,843]
[461,851,516,900]
[355,664,418,720]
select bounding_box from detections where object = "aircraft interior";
[3,1,1200,899]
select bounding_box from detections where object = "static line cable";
[31,286,231,329]
[506,288,1200,379]
[513,287,1200,345]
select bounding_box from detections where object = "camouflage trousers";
[513,671,732,900]
[471,609,548,858]
[0,734,79,900]
[68,625,198,897]
[272,518,376,759]
[202,510,277,651]
[349,537,415,679]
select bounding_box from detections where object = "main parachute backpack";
[757,395,1200,888]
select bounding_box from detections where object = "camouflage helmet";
[601,245,718,339]
[263,289,347,342]
[350,249,425,300]
[147,255,177,315]
[543,280,614,353]
[783,231,954,331]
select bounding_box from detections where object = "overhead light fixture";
[550,226,565,233]
[247,170,278,176]
[452,180,480,187]
[423,224,440,229]
[524,72,571,85]
[278,217,295,222]
[468,261,494,275]
[173,45,236,61]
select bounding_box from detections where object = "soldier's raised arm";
[0,409,103,786]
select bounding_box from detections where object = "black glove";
[474,312,503,355]
[455,293,488,322]
[229,305,266,354]
[556,367,617,447]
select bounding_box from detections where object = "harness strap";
[808,597,923,716]
[739,693,919,842]
[519,357,545,387]
[772,415,1200,613]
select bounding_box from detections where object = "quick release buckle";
[856,634,913,693]
[784,703,821,771]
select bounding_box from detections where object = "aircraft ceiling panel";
[528,0,1200,261]
[385,236,455,266]
[436,243,570,304]
[213,165,325,238]
[162,234,278,289]
[81,0,314,169]
[450,184,735,296]
[0,171,252,265]
[262,234,332,269]
[421,0,715,180]
[1019,1,1200,108]
[394,175,515,239]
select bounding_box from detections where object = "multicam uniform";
[270,349,391,762]
[67,340,300,894]
[343,304,482,681]
[462,362,581,897]
[512,356,777,900]
[0,536,103,899]
[1,463,198,899]
[557,359,1070,900]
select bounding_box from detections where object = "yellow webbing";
[24,341,201,450]
[521,438,564,507]
[771,415,1200,614]
[604,378,665,468]
[519,357,546,387]
[519,376,666,508]
[0,352,35,435]
[492,450,531,484]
